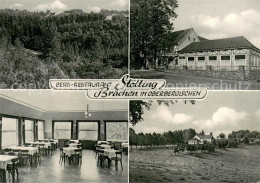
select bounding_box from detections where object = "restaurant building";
[161,28,260,80]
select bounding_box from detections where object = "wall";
[178,29,200,51]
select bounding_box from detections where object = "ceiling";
[0,90,128,112]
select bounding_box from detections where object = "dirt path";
[130,145,260,183]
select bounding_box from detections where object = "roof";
[198,36,208,41]
[189,138,200,142]
[179,36,260,53]
[168,28,193,45]
[197,135,213,140]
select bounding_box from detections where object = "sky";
[173,0,260,48]
[0,0,129,13]
[132,91,260,138]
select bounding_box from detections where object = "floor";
[130,70,260,90]
[5,150,128,183]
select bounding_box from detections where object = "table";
[0,155,18,181]
[39,139,59,144]
[69,140,79,144]
[121,143,128,148]
[9,146,38,155]
[103,149,117,159]
[97,141,109,145]
[0,155,17,170]
[68,143,82,148]
[63,147,79,157]
[27,142,51,148]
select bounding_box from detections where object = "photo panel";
[129,92,260,182]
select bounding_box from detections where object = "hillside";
[0,9,128,88]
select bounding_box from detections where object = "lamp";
[85,104,92,118]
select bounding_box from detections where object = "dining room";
[0,90,128,183]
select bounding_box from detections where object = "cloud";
[10,3,23,9]
[191,9,260,48]
[111,0,128,7]
[151,105,192,125]
[192,107,248,134]
[88,7,101,13]
[255,109,260,119]
[33,0,67,12]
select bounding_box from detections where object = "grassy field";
[130,70,260,90]
[129,145,260,183]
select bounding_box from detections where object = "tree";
[131,0,178,69]
[219,133,226,139]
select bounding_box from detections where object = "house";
[160,28,260,80]
[178,36,260,71]
[162,28,205,66]
[188,134,214,145]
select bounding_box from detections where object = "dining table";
[0,155,18,181]
[9,146,38,155]
[27,141,51,148]
[63,147,80,157]
[68,143,82,148]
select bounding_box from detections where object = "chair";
[0,168,6,182]
[48,144,55,155]
[96,149,106,167]
[19,150,31,167]
[12,149,20,156]
[59,148,67,164]
[3,148,12,155]
[39,144,47,156]
[6,158,19,180]
[68,154,80,165]
[74,149,82,164]
[111,150,123,170]
[33,151,41,166]
[114,142,121,150]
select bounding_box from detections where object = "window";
[235,55,245,60]
[2,117,18,148]
[78,122,98,140]
[106,122,128,141]
[188,37,191,41]
[198,57,205,61]
[25,120,34,142]
[221,56,230,60]
[188,57,194,61]
[193,38,196,42]
[209,56,217,61]
[38,121,44,140]
[54,122,72,139]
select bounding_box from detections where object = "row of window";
[2,117,44,148]
[53,121,128,141]
[180,55,246,61]
[2,117,128,148]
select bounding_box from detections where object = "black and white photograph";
[130,0,260,90]
[129,93,260,182]
[0,0,129,89]
[0,90,128,182]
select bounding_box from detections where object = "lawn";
[130,70,260,90]
[129,145,260,183]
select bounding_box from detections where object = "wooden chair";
[3,148,12,155]
[96,149,106,167]
[19,150,30,167]
[33,151,41,166]
[59,148,67,165]
[6,158,19,180]
[111,150,123,170]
